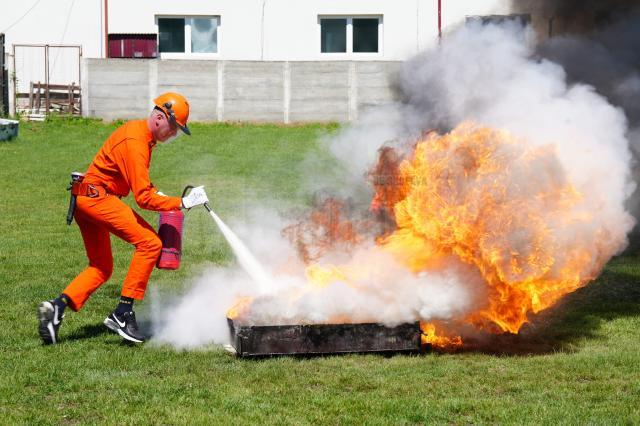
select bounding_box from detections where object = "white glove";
[182,186,209,209]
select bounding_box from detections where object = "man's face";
[151,110,179,143]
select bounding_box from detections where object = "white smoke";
[152,22,634,348]
[151,212,482,348]
[149,269,253,349]
[241,247,483,327]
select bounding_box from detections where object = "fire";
[376,123,605,334]
[226,296,253,320]
[230,122,619,349]
[305,264,351,289]
[282,197,366,263]
[420,322,463,350]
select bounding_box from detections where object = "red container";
[108,34,158,58]
[157,210,184,270]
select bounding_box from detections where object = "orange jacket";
[83,120,182,211]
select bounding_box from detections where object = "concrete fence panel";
[156,60,218,121]
[289,62,350,123]
[357,62,401,113]
[84,59,149,120]
[224,61,284,122]
[83,59,401,123]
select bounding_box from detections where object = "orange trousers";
[63,191,162,311]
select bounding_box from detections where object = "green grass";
[1,118,639,424]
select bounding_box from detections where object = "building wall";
[2,0,511,61]
[2,0,104,111]
[2,0,514,117]
[1,0,104,57]
[107,0,511,61]
[83,59,401,123]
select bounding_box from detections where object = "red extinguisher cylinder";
[157,210,184,270]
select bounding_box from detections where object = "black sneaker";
[104,311,145,343]
[37,300,64,344]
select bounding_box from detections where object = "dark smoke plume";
[511,0,640,124]
[511,0,640,248]
[511,0,640,33]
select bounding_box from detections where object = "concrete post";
[81,58,89,116]
[348,61,358,122]
[148,59,158,108]
[283,61,291,124]
[217,61,225,121]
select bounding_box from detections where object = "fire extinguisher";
[156,186,193,270]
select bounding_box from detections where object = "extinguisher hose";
[181,185,194,198]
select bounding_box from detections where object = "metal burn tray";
[226,318,421,357]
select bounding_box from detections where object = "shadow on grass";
[66,320,155,345]
[66,323,111,341]
[456,264,640,356]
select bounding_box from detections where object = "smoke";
[150,269,254,349]
[510,0,640,33]
[539,29,640,127]
[510,0,640,237]
[242,248,483,327]
[520,0,640,125]
[153,21,635,348]
[389,22,633,238]
[152,207,480,347]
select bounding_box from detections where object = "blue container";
[0,119,19,141]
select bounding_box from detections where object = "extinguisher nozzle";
[204,202,212,212]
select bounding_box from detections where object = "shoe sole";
[103,317,144,343]
[37,302,56,345]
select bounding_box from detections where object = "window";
[321,19,347,53]
[465,14,531,27]
[320,16,382,54]
[159,18,185,53]
[191,18,218,53]
[353,18,378,52]
[157,16,219,56]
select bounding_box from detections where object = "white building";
[2,0,513,60]
[1,0,514,118]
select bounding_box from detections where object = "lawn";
[0,118,639,424]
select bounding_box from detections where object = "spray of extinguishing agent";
[202,202,272,293]
[157,186,271,293]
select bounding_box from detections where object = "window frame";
[156,15,221,59]
[465,14,531,26]
[318,15,383,57]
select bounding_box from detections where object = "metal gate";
[11,44,82,117]
[0,34,8,116]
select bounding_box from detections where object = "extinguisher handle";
[181,185,195,198]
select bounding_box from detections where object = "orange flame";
[420,322,463,351]
[231,122,617,348]
[376,123,610,336]
[226,296,253,320]
[282,197,366,264]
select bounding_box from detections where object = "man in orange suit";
[38,92,209,344]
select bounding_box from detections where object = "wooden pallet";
[16,81,82,116]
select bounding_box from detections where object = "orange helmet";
[153,92,191,135]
